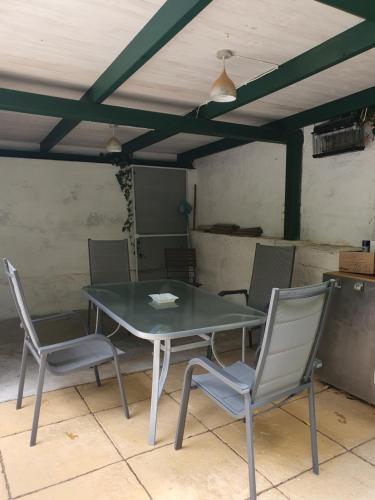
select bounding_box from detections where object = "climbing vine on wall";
[115,165,135,252]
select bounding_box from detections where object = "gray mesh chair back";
[3,258,40,349]
[176,280,334,500]
[247,244,295,312]
[252,281,332,403]
[88,239,130,285]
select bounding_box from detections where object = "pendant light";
[210,49,236,103]
[105,125,122,153]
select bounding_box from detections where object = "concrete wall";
[190,126,375,247]
[0,158,126,320]
[191,141,286,238]
[301,126,375,246]
[187,126,375,296]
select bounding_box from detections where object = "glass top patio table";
[82,279,266,340]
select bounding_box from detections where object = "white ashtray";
[149,293,178,304]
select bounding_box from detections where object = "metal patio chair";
[176,280,335,500]
[88,238,131,333]
[165,247,201,286]
[3,258,129,447]
[219,243,296,351]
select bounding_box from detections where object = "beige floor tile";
[21,462,148,500]
[145,361,205,394]
[214,408,344,485]
[146,361,204,394]
[352,438,375,465]
[0,415,120,497]
[129,432,272,499]
[279,452,375,500]
[259,488,288,499]
[283,388,375,449]
[0,466,7,500]
[170,388,237,429]
[0,388,89,438]
[77,372,151,412]
[96,395,206,458]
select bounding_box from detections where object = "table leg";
[242,327,246,363]
[158,339,171,399]
[148,339,161,445]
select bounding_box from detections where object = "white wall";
[0,158,127,320]
[191,141,286,238]
[301,126,375,246]
[190,126,375,247]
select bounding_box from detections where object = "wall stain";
[86,212,123,227]
[62,183,82,204]
[334,411,347,424]
[0,210,11,225]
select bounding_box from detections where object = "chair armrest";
[187,356,250,395]
[218,289,249,302]
[39,334,114,356]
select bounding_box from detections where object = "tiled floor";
[0,349,374,500]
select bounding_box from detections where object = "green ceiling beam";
[178,85,375,163]
[0,149,182,168]
[316,1,375,21]
[123,20,375,154]
[0,88,285,143]
[284,130,304,241]
[40,0,213,152]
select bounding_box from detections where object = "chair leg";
[94,366,101,387]
[87,301,92,333]
[248,329,253,348]
[206,345,213,360]
[113,355,129,419]
[16,340,29,410]
[244,395,257,500]
[30,357,47,447]
[175,364,194,450]
[308,382,319,474]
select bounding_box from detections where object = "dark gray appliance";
[318,271,375,405]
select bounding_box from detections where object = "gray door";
[134,167,187,235]
[133,167,188,280]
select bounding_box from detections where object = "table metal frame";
[83,284,265,445]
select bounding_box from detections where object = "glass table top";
[83,280,266,339]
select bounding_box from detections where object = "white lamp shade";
[210,68,236,102]
[105,135,122,153]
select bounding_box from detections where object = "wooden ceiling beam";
[0,149,183,168]
[39,0,214,152]
[0,87,285,143]
[178,85,375,163]
[123,20,375,154]
[316,1,375,22]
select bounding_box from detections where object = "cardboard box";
[339,251,375,275]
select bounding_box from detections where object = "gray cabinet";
[318,271,375,404]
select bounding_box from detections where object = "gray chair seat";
[47,341,123,375]
[193,361,255,416]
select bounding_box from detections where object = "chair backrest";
[88,239,130,285]
[165,248,197,283]
[3,258,41,350]
[247,243,296,312]
[252,280,334,403]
